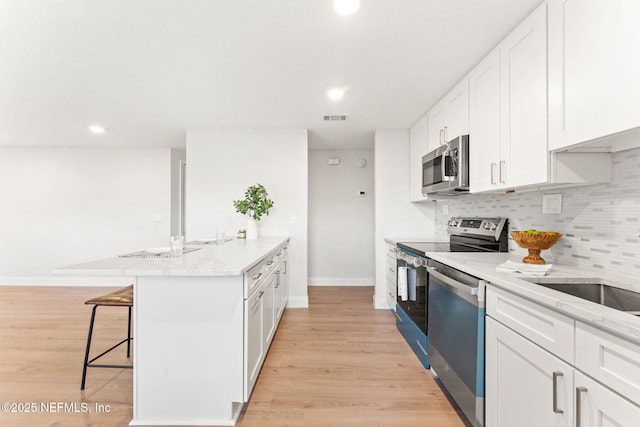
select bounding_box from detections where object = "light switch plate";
[542,194,562,215]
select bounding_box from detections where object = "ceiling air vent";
[323,114,349,121]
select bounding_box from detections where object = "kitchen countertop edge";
[53,236,290,277]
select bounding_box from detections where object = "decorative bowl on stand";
[510,231,562,264]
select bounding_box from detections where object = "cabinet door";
[427,99,447,149]
[500,1,548,188]
[469,48,501,193]
[446,77,469,141]
[575,371,640,427]
[409,115,429,201]
[486,317,574,427]
[274,270,284,321]
[549,0,640,151]
[263,275,276,346]
[244,287,264,400]
[280,254,289,310]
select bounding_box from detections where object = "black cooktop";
[397,241,453,256]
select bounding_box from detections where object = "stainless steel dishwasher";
[427,259,487,427]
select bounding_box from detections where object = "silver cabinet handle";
[576,386,588,427]
[491,163,497,185]
[251,272,262,281]
[552,372,563,414]
[443,126,448,143]
[394,311,402,322]
[266,261,274,266]
[499,160,506,183]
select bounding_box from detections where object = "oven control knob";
[490,223,497,230]
[450,220,458,227]
[483,223,490,229]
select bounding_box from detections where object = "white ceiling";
[0,0,541,151]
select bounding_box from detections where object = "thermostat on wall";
[327,157,340,165]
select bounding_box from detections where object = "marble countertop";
[384,237,443,245]
[425,251,640,344]
[54,236,289,277]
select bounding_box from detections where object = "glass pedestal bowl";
[510,231,562,264]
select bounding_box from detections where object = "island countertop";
[54,236,290,277]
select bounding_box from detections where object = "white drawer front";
[487,286,575,364]
[576,321,640,405]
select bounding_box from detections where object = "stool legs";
[127,306,132,358]
[81,305,98,391]
[81,305,133,390]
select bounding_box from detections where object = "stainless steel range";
[395,217,508,424]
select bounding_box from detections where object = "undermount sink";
[523,279,640,315]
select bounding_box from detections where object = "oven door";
[427,262,484,426]
[396,256,427,334]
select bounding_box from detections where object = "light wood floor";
[0,286,465,427]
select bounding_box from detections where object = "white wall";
[308,149,374,285]
[186,129,309,307]
[374,129,436,308]
[0,147,172,285]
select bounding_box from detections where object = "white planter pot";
[246,218,259,240]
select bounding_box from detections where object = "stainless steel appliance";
[427,260,486,427]
[422,135,469,195]
[395,217,508,370]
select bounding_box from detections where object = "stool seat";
[81,284,134,390]
[85,285,133,306]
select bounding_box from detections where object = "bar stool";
[81,284,134,390]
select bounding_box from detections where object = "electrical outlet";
[542,194,562,215]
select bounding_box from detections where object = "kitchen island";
[55,237,290,426]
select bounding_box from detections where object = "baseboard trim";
[307,277,374,287]
[374,296,393,310]
[286,296,309,308]
[0,276,135,287]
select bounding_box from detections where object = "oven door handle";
[427,266,479,306]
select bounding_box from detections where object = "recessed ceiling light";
[89,125,106,134]
[334,0,360,16]
[328,88,347,100]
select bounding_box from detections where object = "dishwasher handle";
[427,266,479,306]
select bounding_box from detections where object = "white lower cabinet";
[486,317,574,427]
[486,285,640,427]
[244,284,265,400]
[574,371,640,427]
[243,241,289,401]
[385,242,397,310]
[263,274,276,346]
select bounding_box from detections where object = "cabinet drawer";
[486,286,575,364]
[576,321,640,405]
[386,261,397,283]
[386,277,396,300]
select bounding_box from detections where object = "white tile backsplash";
[435,147,640,280]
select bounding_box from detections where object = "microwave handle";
[441,152,447,179]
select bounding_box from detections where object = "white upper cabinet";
[409,114,429,201]
[500,1,548,189]
[427,78,469,149]
[470,2,548,192]
[469,1,612,193]
[548,0,640,152]
[469,48,501,193]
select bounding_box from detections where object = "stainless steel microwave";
[422,135,469,195]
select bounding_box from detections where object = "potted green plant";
[233,184,274,239]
